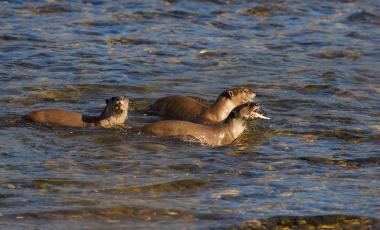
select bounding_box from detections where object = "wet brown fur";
[143,103,259,146]
[24,96,129,128]
[150,87,256,124]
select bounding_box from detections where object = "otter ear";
[106,99,110,104]
[228,90,234,98]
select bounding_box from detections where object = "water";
[1,0,379,229]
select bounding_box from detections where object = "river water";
[0,0,379,229]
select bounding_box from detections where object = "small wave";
[27,86,82,103]
[298,156,380,168]
[105,38,155,46]
[0,204,232,222]
[295,84,341,95]
[311,49,360,60]
[114,9,199,22]
[0,206,191,222]
[100,179,208,195]
[197,49,228,59]
[12,62,44,70]
[306,115,357,125]
[240,5,290,18]
[208,21,236,30]
[274,129,375,143]
[347,10,380,25]
[0,193,22,208]
[226,215,380,230]
[4,178,96,191]
[31,178,95,187]
[346,31,369,39]
[27,4,81,15]
[265,98,331,112]
[74,20,121,27]
[0,34,44,42]
[162,10,199,19]
[77,83,157,94]
[315,129,367,142]
[168,163,205,173]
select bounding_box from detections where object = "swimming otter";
[24,96,129,128]
[142,102,269,146]
[149,87,256,124]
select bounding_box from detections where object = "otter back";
[24,109,86,127]
[151,95,206,121]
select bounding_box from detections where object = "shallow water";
[1,0,379,229]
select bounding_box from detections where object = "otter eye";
[251,102,259,107]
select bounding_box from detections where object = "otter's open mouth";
[250,110,270,120]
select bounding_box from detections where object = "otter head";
[220,87,256,105]
[103,96,129,118]
[226,102,270,122]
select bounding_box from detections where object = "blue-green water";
[0,0,379,229]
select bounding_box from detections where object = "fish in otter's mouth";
[249,104,270,120]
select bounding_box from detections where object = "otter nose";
[250,102,260,111]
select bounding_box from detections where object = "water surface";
[0,0,379,229]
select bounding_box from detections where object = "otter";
[142,102,269,146]
[24,96,129,128]
[149,87,256,124]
